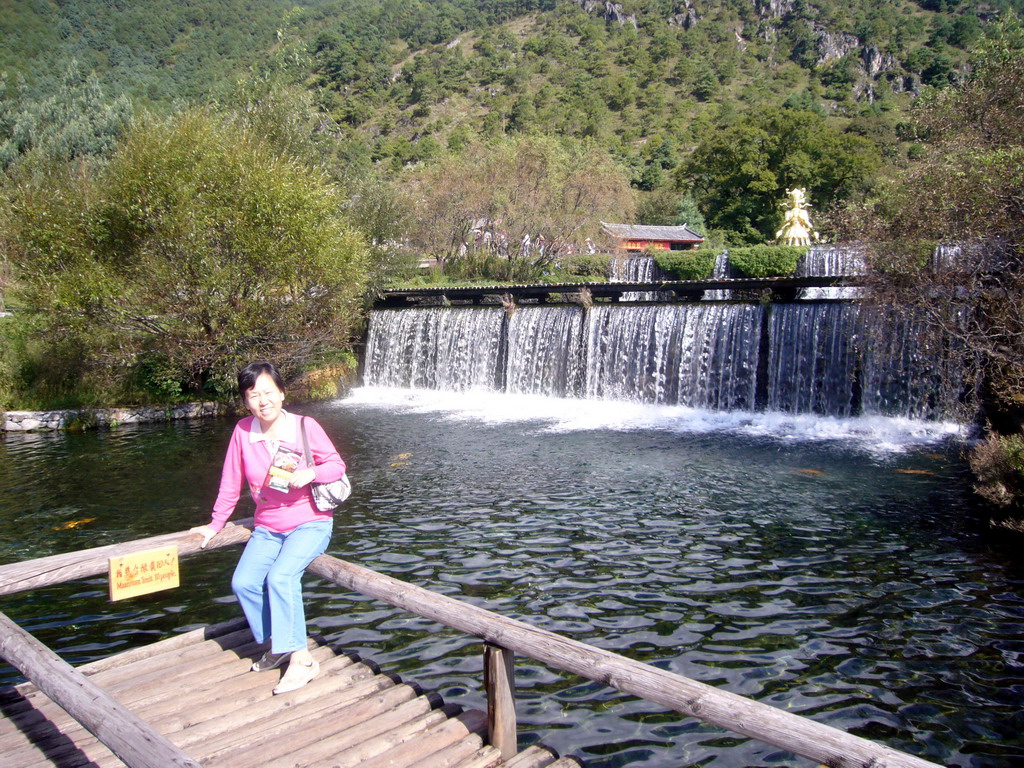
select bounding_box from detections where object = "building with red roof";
[601,222,704,253]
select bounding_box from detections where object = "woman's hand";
[289,468,316,488]
[189,525,217,550]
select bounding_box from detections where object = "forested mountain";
[0,0,322,103]
[3,1,1023,498]
[303,0,1000,161]
[3,0,1015,145]
[1,0,1019,237]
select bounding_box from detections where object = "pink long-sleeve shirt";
[209,411,346,533]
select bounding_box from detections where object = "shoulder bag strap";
[299,416,314,468]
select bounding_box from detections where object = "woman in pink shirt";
[191,362,346,694]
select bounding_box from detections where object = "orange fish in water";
[897,469,934,475]
[52,518,96,530]
[390,461,408,468]
[796,468,824,475]
[391,452,412,461]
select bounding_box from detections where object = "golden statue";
[775,187,820,246]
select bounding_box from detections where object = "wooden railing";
[0,522,255,768]
[0,521,944,768]
[0,610,202,768]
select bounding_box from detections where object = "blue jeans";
[231,520,332,654]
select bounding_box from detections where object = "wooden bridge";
[0,521,944,768]
[375,276,859,308]
[0,616,573,768]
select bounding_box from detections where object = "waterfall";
[705,250,732,300]
[931,241,1008,273]
[859,306,975,421]
[610,255,670,282]
[797,246,866,277]
[609,256,673,301]
[506,307,584,397]
[607,249,870,301]
[767,304,861,416]
[797,246,866,300]
[364,307,504,391]
[585,304,762,410]
[364,301,973,422]
[932,243,967,271]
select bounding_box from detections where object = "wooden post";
[0,610,201,768]
[483,643,516,760]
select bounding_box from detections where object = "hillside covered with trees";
[2,0,1024,519]
[0,0,1021,409]
[3,0,1019,242]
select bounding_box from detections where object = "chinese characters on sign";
[108,546,180,601]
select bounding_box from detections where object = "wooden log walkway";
[0,616,579,768]
[0,522,947,768]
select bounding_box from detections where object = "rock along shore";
[2,402,229,432]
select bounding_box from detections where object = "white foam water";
[343,387,966,454]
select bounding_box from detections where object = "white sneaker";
[251,650,289,672]
[272,649,319,695]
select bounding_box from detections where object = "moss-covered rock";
[289,362,358,402]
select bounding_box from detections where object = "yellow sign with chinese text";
[108,546,180,601]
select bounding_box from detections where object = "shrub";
[0,313,119,409]
[653,249,717,280]
[550,253,612,280]
[539,272,608,285]
[289,356,359,401]
[0,316,21,410]
[5,109,369,404]
[867,240,936,275]
[132,354,186,403]
[968,432,1024,512]
[727,245,807,277]
[443,252,544,283]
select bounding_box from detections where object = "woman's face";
[244,372,285,426]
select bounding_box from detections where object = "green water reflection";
[0,399,1021,768]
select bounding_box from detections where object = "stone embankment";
[2,402,227,432]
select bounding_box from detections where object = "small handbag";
[299,416,351,512]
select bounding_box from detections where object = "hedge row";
[653,245,808,280]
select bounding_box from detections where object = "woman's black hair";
[237,361,285,397]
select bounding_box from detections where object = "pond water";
[1,390,1022,767]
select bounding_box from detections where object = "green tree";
[224,75,337,172]
[342,166,418,296]
[2,109,368,401]
[674,193,706,235]
[634,189,706,234]
[684,107,882,243]
[507,93,537,133]
[0,62,132,171]
[692,62,719,101]
[845,16,1024,430]
[401,135,634,278]
[635,187,680,225]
